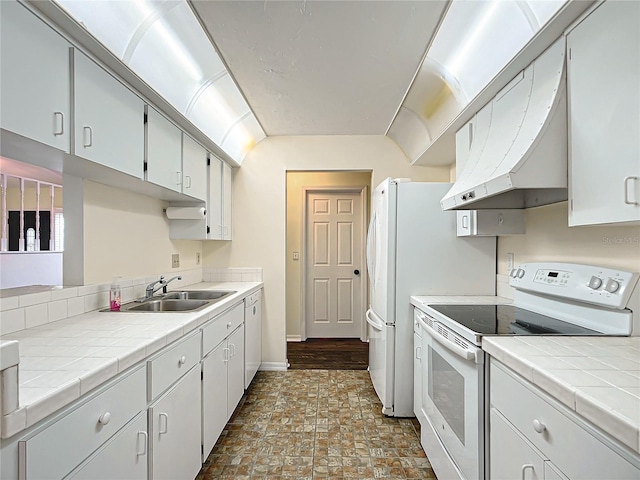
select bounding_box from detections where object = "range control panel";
[510,262,639,309]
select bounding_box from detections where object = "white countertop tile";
[0,281,262,438]
[484,336,640,454]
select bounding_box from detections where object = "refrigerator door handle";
[366,211,376,284]
[366,309,384,331]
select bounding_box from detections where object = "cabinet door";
[222,162,233,240]
[0,1,70,152]
[413,326,423,423]
[208,156,224,240]
[182,134,207,201]
[567,0,640,225]
[146,107,182,193]
[490,408,545,480]
[202,342,229,459]
[73,50,144,179]
[149,366,202,480]
[67,412,147,480]
[227,325,245,414]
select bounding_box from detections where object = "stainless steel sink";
[123,298,210,312]
[163,290,236,301]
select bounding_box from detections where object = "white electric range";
[411,262,640,480]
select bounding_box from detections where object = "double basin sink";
[112,290,236,313]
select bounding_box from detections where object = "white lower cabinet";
[490,408,546,480]
[67,412,148,480]
[148,365,202,480]
[18,366,146,480]
[490,359,640,479]
[201,302,246,459]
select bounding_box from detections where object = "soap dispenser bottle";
[110,278,121,311]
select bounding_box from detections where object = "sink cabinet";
[0,1,71,153]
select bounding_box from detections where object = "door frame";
[300,185,369,342]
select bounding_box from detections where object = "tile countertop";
[483,336,640,455]
[0,281,261,439]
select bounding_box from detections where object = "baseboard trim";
[259,362,289,371]
[286,335,302,342]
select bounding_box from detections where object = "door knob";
[354,269,360,275]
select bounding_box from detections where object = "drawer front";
[202,302,244,356]
[148,331,200,401]
[491,360,639,479]
[19,366,146,480]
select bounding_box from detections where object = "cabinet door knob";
[83,126,93,147]
[98,412,111,425]
[178,355,187,366]
[532,419,546,433]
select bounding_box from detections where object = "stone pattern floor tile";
[196,370,437,480]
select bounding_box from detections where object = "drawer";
[490,359,639,479]
[202,302,244,356]
[147,331,200,401]
[18,366,146,480]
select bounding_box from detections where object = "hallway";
[196,370,436,479]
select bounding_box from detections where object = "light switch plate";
[172,254,180,268]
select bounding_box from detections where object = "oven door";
[418,312,484,480]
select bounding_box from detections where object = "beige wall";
[83,180,202,284]
[286,171,372,338]
[5,186,63,210]
[203,135,450,366]
[498,202,640,276]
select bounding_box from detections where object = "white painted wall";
[82,180,203,284]
[0,252,62,288]
[202,135,450,366]
[498,202,640,274]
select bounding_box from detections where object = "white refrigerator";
[365,178,496,417]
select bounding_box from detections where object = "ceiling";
[190,1,448,136]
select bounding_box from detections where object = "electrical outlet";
[196,252,201,265]
[293,251,299,261]
[506,253,514,271]
[172,254,180,268]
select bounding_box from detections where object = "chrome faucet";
[144,275,182,299]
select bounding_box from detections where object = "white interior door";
[305,190,364,338]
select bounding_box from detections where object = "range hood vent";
[441,38,567,210]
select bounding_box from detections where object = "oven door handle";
[418,316,476,362]
[366,309,384,332]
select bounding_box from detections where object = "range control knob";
[510,268,518,278]
[604,279,620,293]
[516,268,525,279]
[587,276,603,290]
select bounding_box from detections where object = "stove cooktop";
[427,304,603,336]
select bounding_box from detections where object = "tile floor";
[196,370,437,479]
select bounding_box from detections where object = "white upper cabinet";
[222,162,233,240]
[1,2,70,152]
[146,106,182,193]
[182,134,208,202]
[73,49,144,179]
[567,0,640,226]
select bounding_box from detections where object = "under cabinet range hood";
[441,38,568,210]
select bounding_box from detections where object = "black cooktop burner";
[427,304,601,336]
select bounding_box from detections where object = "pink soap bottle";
[110,278,121,311]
